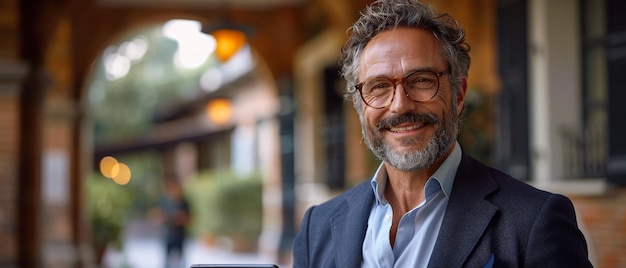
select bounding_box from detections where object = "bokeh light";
[163,19,217,70]
[112,163,132,185]
[212,29,247,62]
[206,98,233,125]
[99,156,119,179]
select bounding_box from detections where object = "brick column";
[0,59,27,265]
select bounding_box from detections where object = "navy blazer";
[293,153,592,267]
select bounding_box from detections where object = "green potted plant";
[185,170,263,252]
[86,173,133,264]
[215,172,263,252]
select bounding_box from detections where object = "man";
[292,0,592,267]
[152,178,191,268]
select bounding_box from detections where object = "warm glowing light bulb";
[206,98,233,125]
[212,29,247,62]
[100,156,119,179]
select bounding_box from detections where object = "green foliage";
[216,174,263,240]
[459,89,493,164]
[185,169,263,249]
[88,25,219,146]
[184,171,222,237]
[86,173,134,250]
[119,152,162,215]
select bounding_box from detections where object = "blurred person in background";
[151,177,191,268]
[293,0,592,267]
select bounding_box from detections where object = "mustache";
[375,113,438,130]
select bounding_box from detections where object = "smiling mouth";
[389,122,427,132]
[377,113,438,133]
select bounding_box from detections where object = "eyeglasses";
[355,70,448,109]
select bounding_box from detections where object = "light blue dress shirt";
[362,142,462,268]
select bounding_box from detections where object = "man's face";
[356,27,466,171]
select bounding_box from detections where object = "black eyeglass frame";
[354,70,448,109]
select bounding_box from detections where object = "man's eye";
[372,83,391,89]
[365,80,392,92]
[407,76,436,88]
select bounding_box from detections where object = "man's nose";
[388,84,416,113]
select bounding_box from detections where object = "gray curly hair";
[339,0,471,105]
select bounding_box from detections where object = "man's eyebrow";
[405,66,439,73]
[363,67,439,80]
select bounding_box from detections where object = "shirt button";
[384,214,391,222]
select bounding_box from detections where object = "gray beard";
[361,107,459,171]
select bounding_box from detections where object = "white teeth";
[390,123,425,132]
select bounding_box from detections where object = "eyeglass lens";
[360,71,440,108]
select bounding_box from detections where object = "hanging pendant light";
[211,28,248,62]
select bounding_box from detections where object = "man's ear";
[456,77,468,115]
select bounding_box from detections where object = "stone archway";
[13,0,372,266]
[13,1,306,266]
[78,16,289,266]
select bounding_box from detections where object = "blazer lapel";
[428,154,498,268]
[330,182,374,267]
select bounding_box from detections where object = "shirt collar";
[370,141,462,205]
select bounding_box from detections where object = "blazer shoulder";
[316,181,372,209]
[476,155,545,188]
[459,154,556,206]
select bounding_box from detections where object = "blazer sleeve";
[293,205,314,267]
[524,194,592,267]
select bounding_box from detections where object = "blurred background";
[1,0,625,267]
